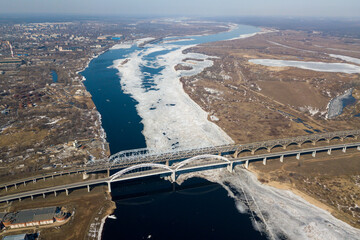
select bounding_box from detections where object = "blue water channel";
[81,24,268,239]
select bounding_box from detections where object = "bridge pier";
[31,195,33,200]
[54,191,57,197]
[66,189,69,196]
[165,160,169,166]
[267,148,271,153]
[312,141,316,145]
[83,173,89,180]
[342,147,347,153]
[312,151,316,158]
[43,177,46,181]
[280,155,284,163]
[107,168,110,177]
[234,150,239,158]
[263,157,267,165]
[87,185,90,192]
[328,149,332,155]
[43,193,45,199]
[296,153,300,160]
[357,146,360,151]
[227,162,234,173]
[107,182,111,193]
[171,172,176,182]
[251,150,255,155]
[245,160,249,169]
[283,145,287,150]
[33,179,36,183]
[19,198,21,202]
[5,186,7,192]
[23,182,26,187]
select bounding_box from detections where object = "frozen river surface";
[249,59,360,74]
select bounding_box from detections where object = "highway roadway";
[0,141,359,203]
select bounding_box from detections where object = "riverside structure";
[0,130,360,203]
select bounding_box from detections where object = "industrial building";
[0,207,67,230]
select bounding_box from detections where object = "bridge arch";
[174,154,230,171]
[285,141,301,148]
[269,144,286,151]
[110,163,173,182]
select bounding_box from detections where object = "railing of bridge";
[85,129,360,171]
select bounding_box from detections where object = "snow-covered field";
[177,168,360,240]
[249,59,360,74]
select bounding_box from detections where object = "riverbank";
[247,149,360,229]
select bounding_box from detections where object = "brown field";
[0,185,115,240]
[181,29,360,228]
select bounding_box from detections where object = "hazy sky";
[1,0,360,18]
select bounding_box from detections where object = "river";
[81,24,360,240]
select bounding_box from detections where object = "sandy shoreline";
[248,167,335,214]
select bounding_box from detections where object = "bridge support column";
[327,149,332,155]
[297,143,302,148]
[33,179,36,183]
[52,175,54,179]
[83,173,89,180]
[171,172,176,182]
[66,189,69,196]
[87,185,90,192]
[296,153,300,160]
[14,184,17,189]
[31,195,33,200]
[251,150,255,155]
[312,141,316,146]
[267,148,271,153]
[107,168,110,177]
[355,136,358,140]
[234,150,239,158]
[165,160,169,166]
[340,137,344,142]
[23,182,26,186]
[283,145,287,150]
[357,146,360,151]
[342,147,347,153]
[107,182,111,193]
[245,160,249,169]
[263,157,267,165]
[227,162,234,173]
[312,151,316,158]
[19,198,21,202]
[5,186,7,192]
[280,155,284,163]
[43,193,45,199]
[6,200,9,204]
[43,177,46,181]
[54,191,57,197]
[326,139,330,143]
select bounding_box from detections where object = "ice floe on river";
[177,168,360,240]
[112,43,233,151]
